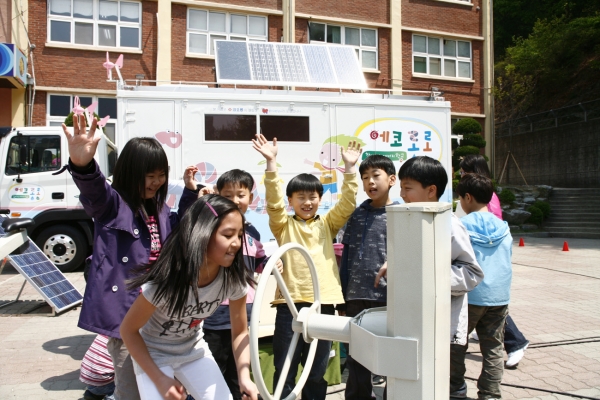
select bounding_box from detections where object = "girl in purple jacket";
[63,115,199,399]
[121,195,258,400]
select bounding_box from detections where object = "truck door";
[1,132,68,217]
[121,99,182,182]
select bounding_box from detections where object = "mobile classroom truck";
[116,84,453,241]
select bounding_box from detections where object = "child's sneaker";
[449,382,467,398]
[506,342,529,368]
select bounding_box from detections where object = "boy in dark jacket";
[339,155,398,400]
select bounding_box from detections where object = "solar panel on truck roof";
[215,41,367,90]
[0,215,83,313]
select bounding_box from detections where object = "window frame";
[308,22,378,71]
[47,0,142,50]
[46,94,118,143]
[186,8,268,56]
[412,34,472,80]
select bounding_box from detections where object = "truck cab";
[0,126,117,272]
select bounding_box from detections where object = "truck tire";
[35,225,87,273]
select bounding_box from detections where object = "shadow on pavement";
[39,369,86,392]
[42,334,96,360]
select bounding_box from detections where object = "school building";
[0,0,493,159]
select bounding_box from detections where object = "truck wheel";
[35,225,87,273]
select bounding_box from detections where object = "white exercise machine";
[250,202,452,400]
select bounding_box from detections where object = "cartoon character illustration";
[155,130,183,149]
[305,135,366,200]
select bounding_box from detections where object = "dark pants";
[344,300,386,400]
[273,303,334,400]
[450,304,508,400]
[203,329,241,400]
[504,315,529,354]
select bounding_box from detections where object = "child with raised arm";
[338,154,398,400]
[451,173,512,400]
[387,156,484,399]
[203,169,273,400]
[120,195,258,400]
[62,115,199,399]
[252,133,362,400]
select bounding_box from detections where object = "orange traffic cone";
[519,238,525,247]
[562,241,569,251]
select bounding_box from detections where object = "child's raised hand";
[199,186,214,197]
[341,141,363,169]
[183,165,199,191]
[155,375,186,400]
[252,134,278,160]
[62,113,101,168]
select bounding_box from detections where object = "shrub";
[452,145,481,170]
[460,134,487,149]
[532,200,551,219]
[498,188,516,205]
[452,118,483,135]
[526,205,544,226]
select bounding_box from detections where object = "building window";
[412,35,471,79]
[47,94,118,143]
[308,22,378,70]
[48,0,141,49]
[187,9,267,55]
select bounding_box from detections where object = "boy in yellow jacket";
[252,133,362,400]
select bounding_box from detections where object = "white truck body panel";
[117,86,452,241]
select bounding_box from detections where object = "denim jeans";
[504,314,529,354]
[344,300,385,400]
[273,303,334,400]
[450,304,508,400]
[87,381,115,399]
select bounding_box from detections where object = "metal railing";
[495,98,600,137]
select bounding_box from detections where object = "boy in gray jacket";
[384,156,483,398]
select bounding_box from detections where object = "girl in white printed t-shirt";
[120,195,258,400]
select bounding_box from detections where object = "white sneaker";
[506,347,525,368]
[471,331,479,341]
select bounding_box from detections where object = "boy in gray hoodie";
[451,173,512,400]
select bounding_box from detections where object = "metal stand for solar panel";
[0,214,83,316]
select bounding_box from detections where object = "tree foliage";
[494,13,600,118]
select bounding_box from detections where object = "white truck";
[0,86,451,271]
[0,126,116,272]
[116,85,452,240]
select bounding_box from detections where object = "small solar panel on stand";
[0,214,83,315]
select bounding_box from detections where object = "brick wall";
[171,5,283,83]
[295,18,392,90]
[401,31,483,116]
[297,0,388,24]
[29,0,158,125]
[221,0,280,10]
[402,0,482,37]
[32,90,47,127]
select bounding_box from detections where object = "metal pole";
[386,203,451,399]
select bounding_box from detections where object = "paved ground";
[1,236,600,399]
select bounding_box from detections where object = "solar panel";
[215,41,368,90]
[0,215,83,313]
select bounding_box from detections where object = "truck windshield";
[5,136,61,175]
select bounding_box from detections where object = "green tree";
[451,118,485,170]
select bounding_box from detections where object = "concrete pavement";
[1,237,600,399]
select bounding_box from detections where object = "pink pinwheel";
[72,96,85,116]
[85,101,98,126]
[102,52,124,80]
[96,115,110,129]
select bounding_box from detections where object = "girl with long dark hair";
[120,195,258,400]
